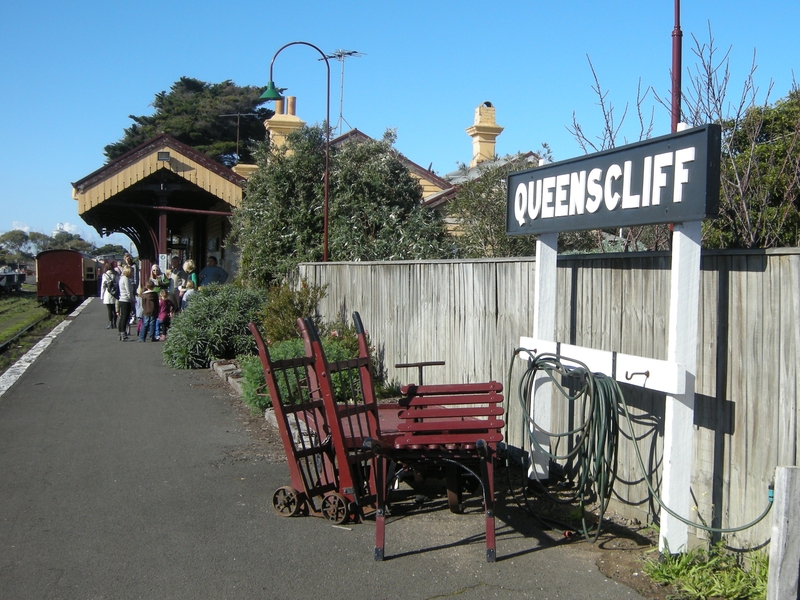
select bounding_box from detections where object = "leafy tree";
[0,230,98,264]
[567,58,671,253]
[95,243,128,256]
[104,77,272,166]
[0,230,33,268]
[570,30,800,250]
[0,230,30,257]
[230,126,451,286]
[28,232,54,254]
[680,31,800,248]
[447,155,541,258]
[231,126,327,284]
[330,131,451,261]
[51,232,95,254]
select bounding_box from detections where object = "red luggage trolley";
[249,316,385,524]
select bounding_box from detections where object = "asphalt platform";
[0,298,645,599]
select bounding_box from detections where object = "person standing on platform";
[156,289,176,341]
[121,254,139,329]
[117,265,134,341]
[183,260,198,289]
[122,253,139,289]
[149,265,171,293]
[199,256,228,287]
[167,255,186,309]
[101,263,118,330]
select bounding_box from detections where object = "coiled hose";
[506,348,773,543]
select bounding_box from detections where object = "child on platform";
[138,281,159,342]
[180,279,196,311]
[156,289,176,341]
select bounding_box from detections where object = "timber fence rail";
[298,248,800,549]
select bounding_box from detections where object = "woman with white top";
[117,265,134,341]
[101,263,118,330]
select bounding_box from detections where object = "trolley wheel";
[321,492,349,524]
[272,486,301,517]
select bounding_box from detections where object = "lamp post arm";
[267,40,331,261]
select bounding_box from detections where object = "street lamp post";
[260,41,331,262]
[671,0,683,133]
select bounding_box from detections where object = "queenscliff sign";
[506,124,721,236]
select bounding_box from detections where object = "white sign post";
[530,232,557,478]
[660,220,702,552]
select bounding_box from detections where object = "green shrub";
[237,335,366,413]
[259,278,327,343]
[323,316,395,397]
[642,541,768,600]
[237,354,270,414]
[163,283,267,369]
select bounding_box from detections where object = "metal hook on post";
[624,370,650,381]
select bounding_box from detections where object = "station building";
[72,98,517,276]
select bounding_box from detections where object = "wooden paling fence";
[298,248,800,548]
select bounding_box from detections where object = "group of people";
[101,253,228,342]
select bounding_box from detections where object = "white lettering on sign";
[513,147,696,227]
[674,147,695,203]
[587,168,603,213]
[569,171,586,215]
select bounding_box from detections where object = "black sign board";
[506,124,721,236]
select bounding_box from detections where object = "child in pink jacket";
[156,289,177,341]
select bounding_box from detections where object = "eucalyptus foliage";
[230,127,451,286]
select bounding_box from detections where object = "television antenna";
[322,49,365,136]
[219,113,260,159]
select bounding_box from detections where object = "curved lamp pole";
[260,41,331,262]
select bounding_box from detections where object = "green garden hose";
[506,348,773,542]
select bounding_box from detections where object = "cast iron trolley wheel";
[272,486,302,517]
[321,492,349,524]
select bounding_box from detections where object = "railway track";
[0,291,63,376]
[0,312,51,354]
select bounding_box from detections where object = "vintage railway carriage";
[36,249,98,312]
[0,271,25,293]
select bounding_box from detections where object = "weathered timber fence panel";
[298,249,800,549]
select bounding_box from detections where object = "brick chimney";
[466,102,504,167]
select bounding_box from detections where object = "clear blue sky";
[0,0,796,251]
